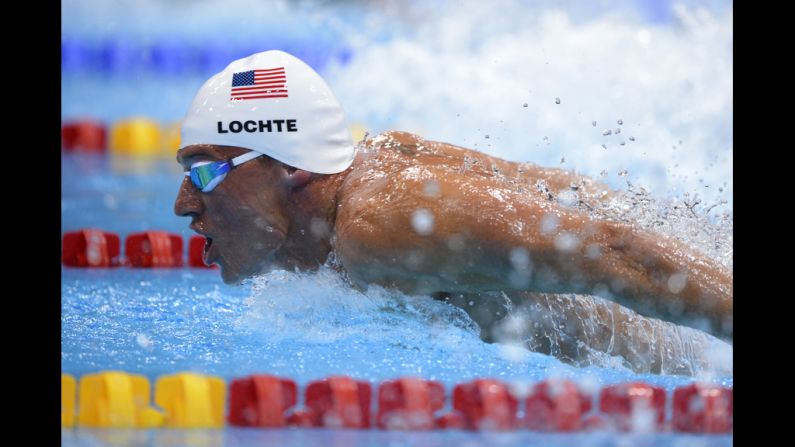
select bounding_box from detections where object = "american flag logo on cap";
[230,67,288,101]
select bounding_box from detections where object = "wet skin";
[174,144,341,283]
[175,131,733,374]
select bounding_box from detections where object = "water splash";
[590,184,732,269]
[327,1,733,207]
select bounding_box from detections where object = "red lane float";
[63,370,736,434]
[376,377,445,430]
[62,120,106,153]
[62,229,121,267]
[524,380,593,431]
[188,235,215,268]
[286,409,315,427]
[582,413,609,431]
[435,411,467,429]
[599,382,666,432]
[228,375,297,427]
[453,379,519,430]
[125,231,183,267]
[672,383,732,433]
[303,376,372,428]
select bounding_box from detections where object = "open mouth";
[203,237,214,261]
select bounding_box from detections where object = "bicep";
[337,168,588,294]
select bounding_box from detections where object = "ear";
[284,168,312,189]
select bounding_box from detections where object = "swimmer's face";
[174,144,292,284]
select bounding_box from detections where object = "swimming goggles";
[185,151,263,192]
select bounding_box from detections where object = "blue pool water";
[62,1,733,444]
[62,428,732,447]
[62,154,732,446]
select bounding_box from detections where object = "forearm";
[446,290,732,376]
[459,211,734,339]
[335,157,732,339]
[593,222,733,339]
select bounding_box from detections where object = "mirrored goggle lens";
[189,161,230,191]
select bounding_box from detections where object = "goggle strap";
[230,151,263,166]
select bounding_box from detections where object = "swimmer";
[174,50,732,375]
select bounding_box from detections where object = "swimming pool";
[61,153,732,446]
[62,1,733,444]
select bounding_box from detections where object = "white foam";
[326,0,732,210]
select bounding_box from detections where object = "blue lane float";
[61,37,353,75]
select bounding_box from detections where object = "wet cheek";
[214,197,287,243]
[253,216,273,232]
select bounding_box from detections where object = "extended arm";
[337,161,732,339]
[436,290,732,376]
[336,131,732,339]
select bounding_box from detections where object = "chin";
[219,265,246,285]
[217,251,282,285]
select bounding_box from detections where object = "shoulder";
[333,132,445,240]
[352,131,497,181]
[339,130,528,212]
[350,130,433,174]
[361,130,426,152]
[341,131,438,199]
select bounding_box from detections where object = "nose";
[174,176,205,217]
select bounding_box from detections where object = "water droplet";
[540,214,559,235]
[543,136,549,144]
[620,141,626,146]
[618,169,628,176]
[601,144,607,149]
[554,232,580,252]
[523,103,528,107]
[411,209,434,235]
[592,121,597,127]
[557,190,578,207]
[555,97,561,104]
[484,134,490,139]
[667,273,688,294]
[103,194,118,210]
[599,169,608,177]
[310,218,330,238]
[136,333,153,350]
[617,119,623,125]
[560,157,565,164]
[629,136,636,141]
[509,247,531,271]
[602,129,612,136]
[423,180,440,198]
[614,128,621,134]
[585,244,602,260]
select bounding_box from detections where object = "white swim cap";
[181,50,355,174]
